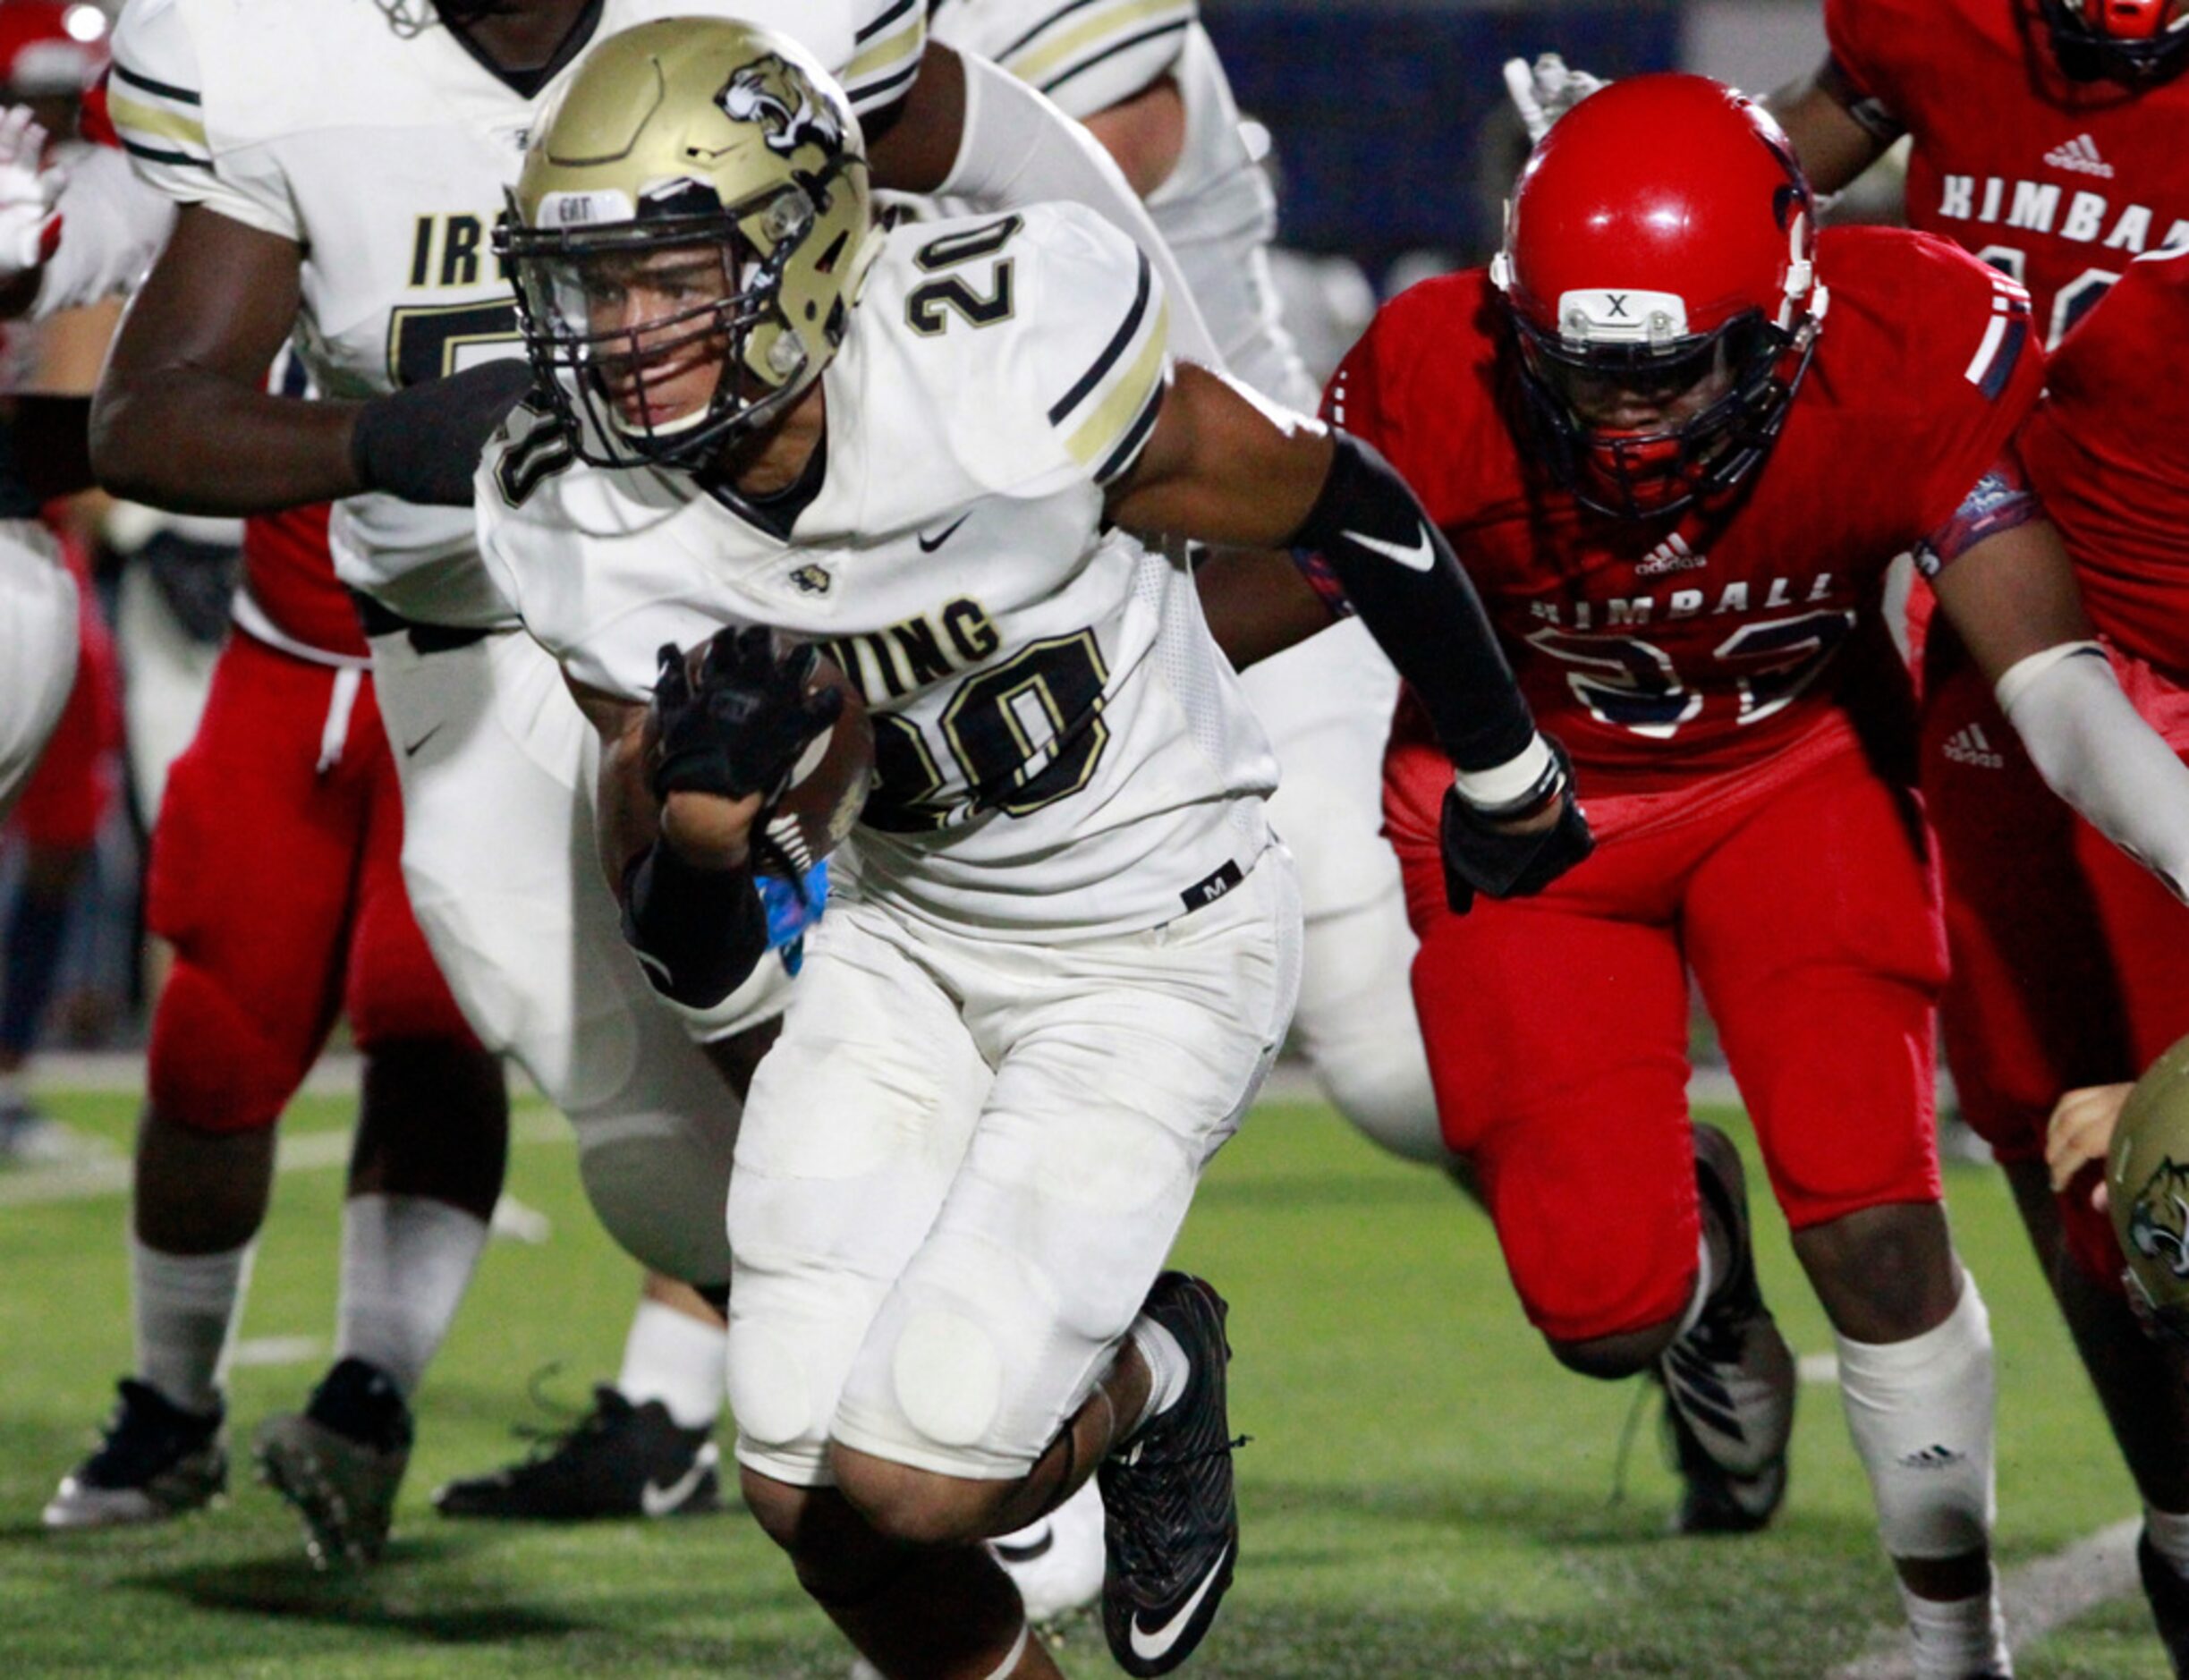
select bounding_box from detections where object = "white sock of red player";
[1836,1275,2007,1678]
[132,1235,253,1418]
[1896,1583,2011,1680]
[615,1294,725,1430]
[335,1192,487,1396]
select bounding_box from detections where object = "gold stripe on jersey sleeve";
[1005,0,1192,86]
[106,92,208,151]
[1065,300,1170,470]
[842,12,924,87]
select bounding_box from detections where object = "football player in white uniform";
[0,91,170,827]
[89,0,1228,1569]
[481,22,1587,1677]
[929,0,1447,1167]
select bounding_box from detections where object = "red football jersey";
[1332,226,2043,794]
[2017,247,2189,686]
[1827,0,2189,349]
[241,503,364,658]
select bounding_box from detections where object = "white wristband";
[1454,734,1554,811]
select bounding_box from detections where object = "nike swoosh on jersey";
[1343,526,1435,572]
[402,723,445,758]
[640,1456,712,1518]
[1127,1540,1234,1663]
[918,513,971,552]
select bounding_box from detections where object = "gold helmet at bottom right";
[2108,1035,2189,1344]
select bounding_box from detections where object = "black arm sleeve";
[619,840,768,1012]
[1287,432,1538,774]
[351,359,536,508]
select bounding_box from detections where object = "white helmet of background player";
[496,19,877,469]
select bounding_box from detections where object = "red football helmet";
[2040,0,2189,83]
[1491,74,1824,521]
[0,3,106,100]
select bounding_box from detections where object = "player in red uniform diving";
[1319,75,2189,1680]
[1762,8,2189,1667]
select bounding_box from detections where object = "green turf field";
[0,1088,2165,1677]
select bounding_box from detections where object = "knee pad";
[1836,1271,1997,1560]
[575,1121,734,1285]
[147,959,308,1134]
[1315,1030,1444,1164]
[1292,891,1447,1164]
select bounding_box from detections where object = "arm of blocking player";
[878,43,1222,368]
[1108,361,1592,905]
[91,205,527,513]
[1928,486,2189,901]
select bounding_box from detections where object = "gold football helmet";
[2109,1035,2189,1345]
[496,19,876,467]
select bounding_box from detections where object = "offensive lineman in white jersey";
[481,22,1588,1677]
[93,0,1229,1566]
[929,0,1447,1166]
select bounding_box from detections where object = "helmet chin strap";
[432,0,511,25]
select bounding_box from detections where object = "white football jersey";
[928,0,1311,405]
[107,0,927,627]
[475,203,1276,938]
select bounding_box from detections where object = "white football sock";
[1898,1582,2012,1680]
[1127,1315,1190,1437]
[1837,1273,2007,1676]
[1837,1272,1998,1561]
[616,1296,726,1430]
[335,1192,488,1397]
[2147,1504,2189,1582]
[132,1236,252,1418]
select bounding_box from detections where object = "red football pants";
[1923,634,2189,1287]
[145,632,479,1133]
[1388,727,1947,1345]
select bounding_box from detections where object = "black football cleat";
[254,1358,413,1570]
[1099,1272,1243,1676]
[433,1384,720,1521]
[1659,1124,1796,1535]
[2139,1528,2189,1676]
[44,1379,226,1529]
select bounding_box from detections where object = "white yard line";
[1830,1516,2143,1678]
[0,1110,565,1209]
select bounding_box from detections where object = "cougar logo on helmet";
[718,57,844,158]
[2129,1158,2189,1280]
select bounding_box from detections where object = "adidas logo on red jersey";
[2042,134,2114,181]
[1941,723,2004,770]
[1634,533,1706,578]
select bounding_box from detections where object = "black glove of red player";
[350,359,537,507]
[1440,733,1594,913]
[650,626,844,807]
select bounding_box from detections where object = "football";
[749,641,872,878]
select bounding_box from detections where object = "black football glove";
[650,625,844,807]
[1440,733,1595,913]
[350,359,537,507]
